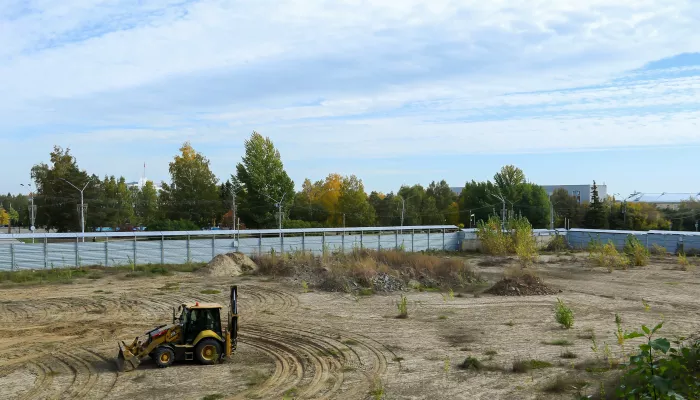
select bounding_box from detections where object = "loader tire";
[195,339,221,365]
[153,346,175,368]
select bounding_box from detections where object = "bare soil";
[1,253,699,400]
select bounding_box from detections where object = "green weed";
[554,298,574,329]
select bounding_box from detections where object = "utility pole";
[21,184,36,243]
[343,213,346,228]
[263,191,287,238]
[550,199,554,230]
[60,178,90,242]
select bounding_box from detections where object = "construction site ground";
[0,254,698,400]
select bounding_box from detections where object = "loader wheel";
[195,339,221,365]
[153,347,175,368]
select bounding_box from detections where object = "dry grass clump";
[589,241,629,272]
[253,248,481,293]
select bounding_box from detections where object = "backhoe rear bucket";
[117,341,141,372]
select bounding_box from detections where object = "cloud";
[2,0,700,192]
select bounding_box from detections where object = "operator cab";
[175,303,223,344]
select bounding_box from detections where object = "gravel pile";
[485,275,560,296]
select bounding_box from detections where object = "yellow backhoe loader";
[117,286,239,372]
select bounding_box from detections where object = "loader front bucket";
[117,341,140,372]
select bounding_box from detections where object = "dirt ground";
[0,253,699,400]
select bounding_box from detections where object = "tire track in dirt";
[236,322,395,400]
[15,360,55,400]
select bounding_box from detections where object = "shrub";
[546,235,568,252]
[623,235,649,266]
[458,357,483,370]
[615,322,700,399]
[396,295,408,319]
[591,241,629,272]
[512,359,553,373]
[678,253,693,271]
[510,217,538,266]
[476,216,511,255]
[554,298,574,329]
[651,243,667,256]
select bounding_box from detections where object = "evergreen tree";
[584,181,607,229]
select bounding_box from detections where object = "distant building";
[542,184,607,204]
[126,177,163,193]
[628,193,699,210]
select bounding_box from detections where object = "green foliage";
[135,181,159,226]
[678,253,692,271]
[459,356,483,370]
[396,294,408,318]
[338,175,376,227]
[510,216,538,265]
[554,298,574,329]
[235,131,295,228]
[624,235,650,266]
[651,244,668,256]
[512,359,553,373]
[591,240,629,272]
[147,219,199,231]
[615,322,700,399]
[584,181,607,229]
[515,183,551,229]
[200,289,220,294]
[494,165,526,205]
[546,234,568,252]
[476,216,510,255]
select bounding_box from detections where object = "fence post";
[105,237,109,267]
[259,233,262,255]
[212,235,216,259]
[442,228,446,251]
[360,231,364,250]
[160,235,165,265]
[395,230,398,250]
[378,230,381,251]
[186,235,191,263]
[302,232,306,253]
[427,229,430,250]
[342,229,345,253]
[44,237,48,269]
[322,232,326,256]
[281,232,284,255]
[10,243,15,271]
[133,235,137,266]
[411,229,415,252]
[75,236,79,267]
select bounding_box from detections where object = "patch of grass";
[560,350,578,359]
[458,356,483,370]
[484,350,498,357]
[342,365,356,372]
[358,288,374,296]
[396,294,408,319]
[369,376,385,400]
[665,281,681,285]
[512,359,553,373]
[505,320,515,327]
[543,339,574,346]
[46,370,61,376]
[542,376,587,393]
[282,388,299,400]
[438,315,448,320]
[392,356,404,362]
[554,298,574,329]
[578,329,595,340]
[200,289,220,294]
[159,282,180,291]
[246,370,268,386]
[94,289,104,293]
[201,394,225,400]
[342,339,359,346]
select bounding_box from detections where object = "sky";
[2,0,700,198]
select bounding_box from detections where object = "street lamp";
[262,191,288,236]
[20,184,36,242]
[398,193,419,227]
[60,178,90,242]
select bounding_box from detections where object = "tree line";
[6,131,687,232]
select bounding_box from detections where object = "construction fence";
[0,225,461,271]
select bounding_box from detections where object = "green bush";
[624,235,650,266]
[476,216,511,255]
[591,241,629,272]
[546,235,568,252]
[554,298,574,329]
[510,217,538,266]
[396,294,408,319]
[615,322,700,399]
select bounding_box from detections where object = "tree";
[494,165,526,205]
[338,175,375,227]
[318,173,343,226]
[397,185,426,225]
[421,196,444,225]
[427,180,458,223]
[369,191,401,226]
[0,208,8,226]
[235,132,295,228]
[551,188,585,228]
[135,181,159,227]
[515,183,550,228]
[31,146,96,232]
[445,201,460,225]
[458,180,497,227]
[166,142,220,227]
[584,181,607,229]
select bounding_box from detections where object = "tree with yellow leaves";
[0,208,9,226]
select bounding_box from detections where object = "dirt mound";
[199,252,258,277]
[485,275,560,296]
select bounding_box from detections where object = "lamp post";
[20,184,36,243]
[60,178,90,242]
